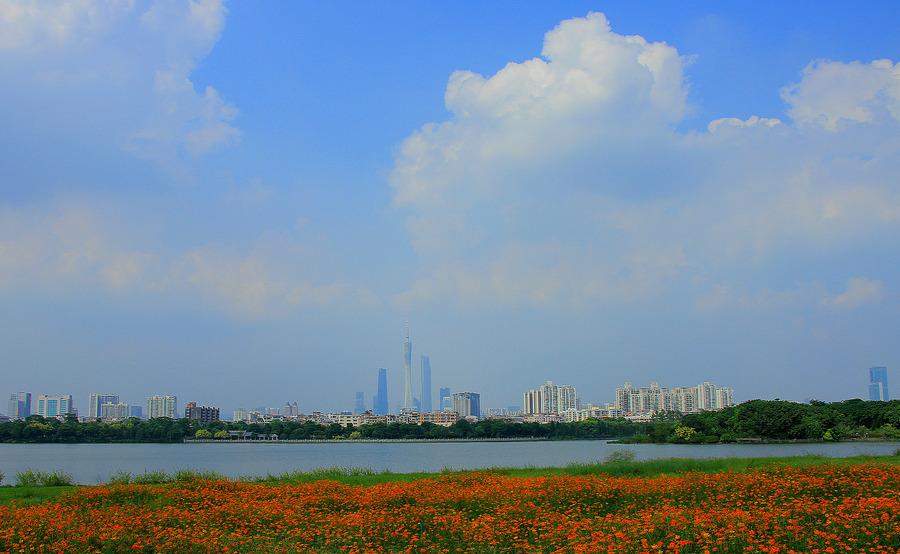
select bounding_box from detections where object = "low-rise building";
[419,411,459,426]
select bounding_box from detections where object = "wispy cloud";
[821,277,885,310]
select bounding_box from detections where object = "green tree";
[672,424,698,442]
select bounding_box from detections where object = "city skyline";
[2,3,899,411]
[4,364,894,422]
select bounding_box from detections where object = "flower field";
[0,463,897,552]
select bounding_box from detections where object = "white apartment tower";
[615,382,734,416]
[146,395,177,419]
[100,402,130,421]
[523,381,578,416]
[88,393,119,419]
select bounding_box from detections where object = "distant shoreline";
[183,437,557,444]
[1,437,897,445]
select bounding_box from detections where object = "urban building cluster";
[614,381,735,419]
[3,360,892,425]
[227,328,483,428]
[2,392,218,424]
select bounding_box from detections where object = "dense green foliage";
[0,399,897,444]
[0,414,646,443]
[624,399,900,443]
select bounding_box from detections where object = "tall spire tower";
[402,324,413,411]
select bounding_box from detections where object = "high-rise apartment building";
[35,394,74,418]
[100,402,130,421]
[439,387,452,411]
[146,395,177,419]
[129,405,143,419]
[6,392,31,419]
[452,392,481,418]
[615,382,734,415]
[185,402,220,422]
[420,355,432,413]
[374,368,389,415]
[869,367,890,401]
[354,392,366,414]
[522,381,577,416]
[402,328,413,410]
[88,393,119,419]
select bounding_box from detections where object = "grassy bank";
[241,452,899,485]
[0,486,74,506]
[3,452,897,494]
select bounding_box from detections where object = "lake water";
[0,441,896,484]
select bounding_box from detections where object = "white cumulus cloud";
[391,12,900,312]
[783,59,900,130]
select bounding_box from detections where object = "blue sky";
[1,1,899,415]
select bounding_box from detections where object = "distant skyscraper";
[129,405,143,419]
[439,387,451,411]
[6,392,31,419]
[452,392,481,418]
[374,368,388,415]
[420,355,432,413]
[402,327,413,410]
[146,395,177,419]
[88,393,119,419]
[869,367,889,401]
[355,391,365,414]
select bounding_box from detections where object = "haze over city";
[2,1,899,416]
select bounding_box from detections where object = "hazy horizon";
[2,1,898,416]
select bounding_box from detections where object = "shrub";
[604,450,637,464]
[15,470,40,487]
[15,469,75,487]
[108,471,133,485]
[132,470,171,485]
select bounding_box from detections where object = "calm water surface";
[0,441,896,484]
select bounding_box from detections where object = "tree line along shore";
[0,399,897,444]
